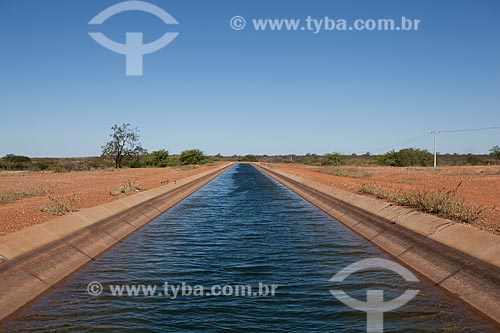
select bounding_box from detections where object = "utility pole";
[432,131,438,167]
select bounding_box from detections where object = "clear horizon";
[2,0,499,157]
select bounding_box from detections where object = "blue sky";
[1,0,499,157]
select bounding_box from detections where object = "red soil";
[266,164,500,235]
[0,164,223,235]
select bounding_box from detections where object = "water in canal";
[2,164,497,332]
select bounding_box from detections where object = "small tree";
[101,123,144,168]
[179,149,205,165]
[490,146,500,160]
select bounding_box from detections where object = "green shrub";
[322,153,345,166]
[3,154,31,164]
[376,148,432,167]
[179,149,206,165]
[239,155,258,162]
[0,154,32,170]
[144,150,169,167]
[34,159,54,170]
[464,156,485,166]
[167,155,181,167]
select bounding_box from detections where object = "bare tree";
[101,123,144,168]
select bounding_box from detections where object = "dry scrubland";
[0,164,223,234]
[1,162,499,236]
[265,163,500,235]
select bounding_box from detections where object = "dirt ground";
[265,163,500,235]
[0,163,224,235]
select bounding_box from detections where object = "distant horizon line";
[1,151,496,159]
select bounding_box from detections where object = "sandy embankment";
[0,163,224,234]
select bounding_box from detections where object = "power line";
[435,126,500,133]
[354,133,430,155]
[353,125,500,158]
[432,126,500,167]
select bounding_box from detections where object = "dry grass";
[0,171,29,177]
[407,167,443,172]
[107,180,141,196]
[0,187,52,205]
[175,165,199,171]
[439,167,500,177]
[40,195,78,216]
[394,178,416,184]
[480,168,500,175]
[318,166,375,179]
[359,182,488,223]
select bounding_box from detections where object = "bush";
[302,153,322,166]
[239,155,258,162]
[179,149,205,165]
[107,180,141,196]
[0,154,31,170]
[322,153,345,166]
[167,155,181,167]
[465,156,485,166]
[3,154,31,164]
[143,150,169,167]
[40,195,78,216]
[34,159,55,170]
[376,148,432,167]
[86,158,114,170]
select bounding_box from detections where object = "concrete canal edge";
[0,163,234,322]
[255,163,500,325]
